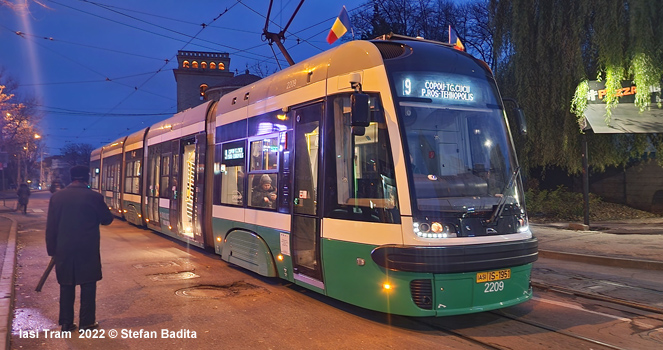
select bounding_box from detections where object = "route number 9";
[404,79,412,95]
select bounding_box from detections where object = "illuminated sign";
[586,80,662,104]
[224,147,244,160]
[394,72,492,105]
[403,78,475,102]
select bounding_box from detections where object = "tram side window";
[147,146,161,198]
[124,160,141,194]
[160,155,170,198]
[90,163,100,190]
[324,94,399,223]
[249,138,278,171]
[248,136,278,209]
[215,141,246,206]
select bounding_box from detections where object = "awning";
[584,103,663,133]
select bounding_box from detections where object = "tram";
[91,35,538,316]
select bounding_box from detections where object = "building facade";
[173,51,234,112]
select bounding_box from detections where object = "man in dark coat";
[45,165,113,331]
[17,183,31,214]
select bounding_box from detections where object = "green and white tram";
[210,36,536,316]
[92,35,537,317]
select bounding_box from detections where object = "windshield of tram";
[393,71,523,215]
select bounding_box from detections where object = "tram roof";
[214,37,489,119]
[102,135,127,154]
[146,100,214,144]
[215,40,385,117]
[124,127,149,150]
[90,148,101,161]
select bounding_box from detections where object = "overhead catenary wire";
[75,0,242,139]
[3,26,175,101]
[44,0,275,63]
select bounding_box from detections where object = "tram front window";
[394,72,523,216]
[402,103,517,211]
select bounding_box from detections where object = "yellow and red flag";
[327,6,351,44]
[449,26,465,51]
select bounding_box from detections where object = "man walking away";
[17,183,31,214]
[45,165,114,331]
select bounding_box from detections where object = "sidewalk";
[532,217,663,270]
[0,215,17,350]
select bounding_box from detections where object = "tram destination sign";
[395,72,494,105]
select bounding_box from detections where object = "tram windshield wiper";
[488,166,520,226]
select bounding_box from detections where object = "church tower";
[173,51,234,112]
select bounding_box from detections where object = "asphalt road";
[7,191,663,349]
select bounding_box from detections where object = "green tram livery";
[91,36,538,317]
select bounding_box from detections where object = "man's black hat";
[70,165,90,181]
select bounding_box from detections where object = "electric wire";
[77,1,242,140]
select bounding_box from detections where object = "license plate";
[476,269,511,283]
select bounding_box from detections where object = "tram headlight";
[517,215,530,233]
[413,221,457,238]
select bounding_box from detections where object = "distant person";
[45,165,113,332]
[251,174,277,208]
[17,183,31,215]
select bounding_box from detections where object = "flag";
[449,26,465,51]
[327,6,351,44]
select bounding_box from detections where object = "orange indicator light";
[383,283,392,290]
[277,254,284,261]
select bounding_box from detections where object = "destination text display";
[395,73,493,105]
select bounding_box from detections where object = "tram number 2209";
[484,281,505,293]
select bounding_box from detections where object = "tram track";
[532,280,663,316]
[410,310,628,350]
[487,309,629,350]
[406,280,663,350]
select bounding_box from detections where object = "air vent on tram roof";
[371,42,408,60]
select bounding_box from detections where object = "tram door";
[146,145,161,228]
[291,103,324,285]
[167,140,179,234]
[178,135,205,246]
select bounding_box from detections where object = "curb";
[539,249,663,271]
[0,216,17,350]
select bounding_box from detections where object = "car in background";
[49,181,64,193]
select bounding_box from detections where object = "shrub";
[525,185,602,221]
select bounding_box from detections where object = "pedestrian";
[45,165,114,332]
[17,183,31,215]
[251,174,277,208]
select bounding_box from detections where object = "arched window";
[210,62,216,69]
[201,62,207,69]
[219,63,225,70]
[183,61,190,68]
[192,61,199,69]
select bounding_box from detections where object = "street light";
[34,134,43,189]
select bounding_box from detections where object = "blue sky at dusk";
[0,0,367,154]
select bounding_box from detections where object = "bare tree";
[61,143,94,167]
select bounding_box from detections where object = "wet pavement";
[0,190,662,349]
